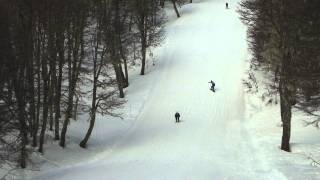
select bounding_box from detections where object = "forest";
[0,0,190,169]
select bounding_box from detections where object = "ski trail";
[32,0,288,179]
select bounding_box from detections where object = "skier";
[175,112,180,123]
[226,2,229,9]
[209,80,215,92]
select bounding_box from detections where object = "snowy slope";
[29,0,319,180]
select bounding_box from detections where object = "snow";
[246,95,320,180]
[18,0,320,179]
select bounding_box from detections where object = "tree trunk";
[39,20,54,152]
[79,111,96,148]
[50,50,57,132]
[140,23,147,75]
[119,42,129,88]
[33,73,41,147]
[73,96,79,121]
[54,47,64,140]
[113,63,125,98]
[33,35,41,147]
[171,0,180,18]
[49,100,54,131]
[280,76,292,152]
[119,65,128,88]
[19,117,28,168]
[38,77,49,153]
[60,62,75,147]
[123,61,129,88]
[20,138,27,168]
[15,79,28,168]
[80,77,97,148]
[59,50,72,147]
[60,91,74,147]
[27,55,36,138]
[18,93,28,168]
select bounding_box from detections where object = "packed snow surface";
[30,0,319,180]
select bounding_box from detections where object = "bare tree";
[132,0,164,75]
[239,0,320,152]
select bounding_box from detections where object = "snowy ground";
[13,0,319,179]
[246,95,320,180]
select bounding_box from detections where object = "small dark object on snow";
[209,80,215,92]
[226,2,229,9]
[175,112,180,123]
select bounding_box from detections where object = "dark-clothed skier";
[175,112,180,123]
[209,80,215,92]
[226,2,229,9]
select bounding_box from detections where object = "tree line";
[239,0,320,152]
[0,0,192,170]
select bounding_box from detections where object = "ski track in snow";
[33,0,289,179]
